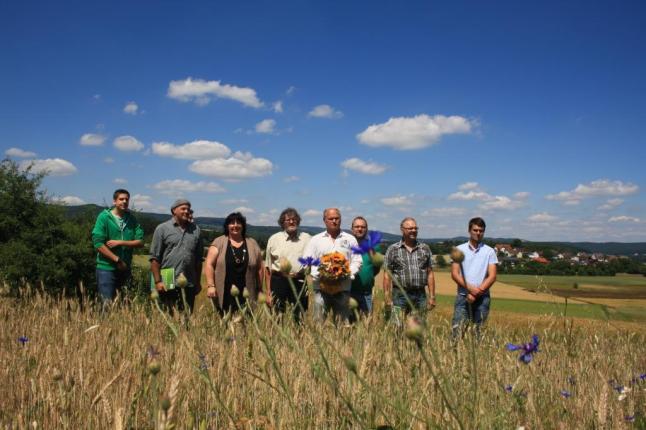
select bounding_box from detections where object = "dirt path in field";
[374,271,573,303]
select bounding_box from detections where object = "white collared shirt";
[456,241,498,295]
[265,230,312,273]
[302,230,362,291]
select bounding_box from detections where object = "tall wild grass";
[1,289,644,429]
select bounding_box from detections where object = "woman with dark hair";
[204,212,265,314]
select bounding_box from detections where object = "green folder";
[150,267,175,291]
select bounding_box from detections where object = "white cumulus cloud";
[479,196,525,211]
[5,147,36,158]
[130,194,155,210]
[284,176,300,183]
[303,209,321,217]
[308,104,343,119]
[422,207,466,217]
[113,178,128,185]
[55,195,85,205]
[547,179,639,205]
[79,133,107,146]
[598,198,624,210]
[528,212,558,222]
[152,179,226,194]
[381,195,413,206]
[448,183,526,211]
[189,151,273,180]
[340,158,388,175]
[113,135,144,152]
[459,182,480,191]
[220,198,249,205]
[167,77,263,108]
[233,206,255,214]
[357,114,474,150]
[272,101,283,113]
[255,119,276,134]
[152,140,231,160]
[123,101,139,115]
[20,158,77,176]
[608,215,641,223]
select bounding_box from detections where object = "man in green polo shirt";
[349,216,381,320]
[91,189,144,303]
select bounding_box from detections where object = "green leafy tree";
[435,254,448,268]
[0,159,95,295]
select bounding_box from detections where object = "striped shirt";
[385,240,433,290]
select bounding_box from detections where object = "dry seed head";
[370,252,385,269]
[348,297,359,310]
[160,396,171,412]
[257,292,267,305]
[404,315,424,342]
[278,257,292,274]
[176,272,188,289]
[343,354,358,374]
[450,247,465,263]
[148,360,161,376]
[230,285,240,297]
[52,368,63,382]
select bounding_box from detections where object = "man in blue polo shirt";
[451,217,498,339]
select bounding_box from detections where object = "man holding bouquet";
[302,208,362,322]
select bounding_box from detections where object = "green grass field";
[498,273,646,290]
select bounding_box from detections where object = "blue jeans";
[96,268,131,303]
[350,291,373,313]
[349,291,373,322]
[390,289,427,327]
[451,294,491,339]
[313,290,351,323]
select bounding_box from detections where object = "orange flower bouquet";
[318,251,351,295]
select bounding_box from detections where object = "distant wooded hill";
[63,204,646,256]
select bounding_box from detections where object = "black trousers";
[271,273,308,322]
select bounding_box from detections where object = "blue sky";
[2,0,645,241]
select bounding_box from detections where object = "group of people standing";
[92,189,498,336]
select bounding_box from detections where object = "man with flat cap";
[150,199,204,312]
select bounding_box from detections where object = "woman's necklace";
[230,241,246,264]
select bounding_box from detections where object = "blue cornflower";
[147,345,160,359]
[352,230,383,255]
[625,415,635,423]
[640,373,646,381]
[560,390,571,398]
[506,335,539,364]
[504,384,513,393]
[613,384,625,393]
[18,336,28,346]
[298,256,320,267]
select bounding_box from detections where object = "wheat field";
[1,289,645,429]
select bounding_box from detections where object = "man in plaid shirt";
[383,217,436,324]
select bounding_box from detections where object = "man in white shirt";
[265,208,311,322]
[451,217,498,339]
[302,208,362,322]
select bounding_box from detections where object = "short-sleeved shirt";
[149,219,203,288]
[265,230,311,274]
[385,240,433,290]
[456,241,498,296]
[302,230,362,292]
